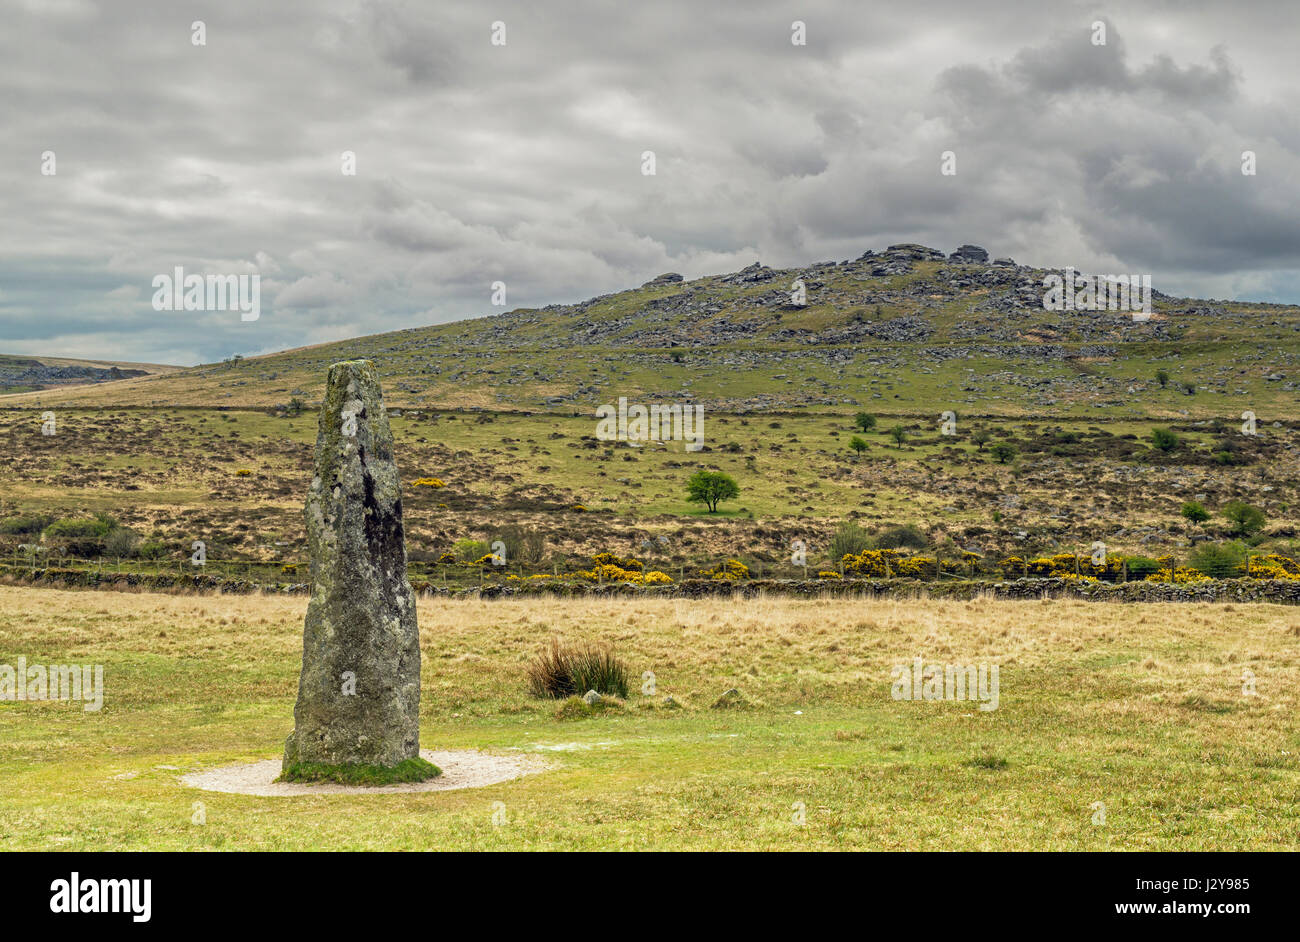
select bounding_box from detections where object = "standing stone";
[283,360,421,772]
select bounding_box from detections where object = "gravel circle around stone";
[180,749,553,796]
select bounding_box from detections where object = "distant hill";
[4,244,1297,419]
[0,354,180,395]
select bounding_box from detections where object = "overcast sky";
[2,0,1298,365]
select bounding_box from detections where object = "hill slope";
[4,244,1297,419]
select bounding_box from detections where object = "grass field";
[2,586,1296,850]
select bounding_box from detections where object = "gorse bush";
[526,639,628,699]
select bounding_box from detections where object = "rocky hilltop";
[6,244,1297,417]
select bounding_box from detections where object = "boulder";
[949,244,989,264]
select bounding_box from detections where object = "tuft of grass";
[1178,694,1237,714]
[710,687,757,710]
[278,756,440,786]
[527,638,628,699]
[965,754,1009,771]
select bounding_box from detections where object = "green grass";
[1,587,1296,850]
[279,757,440,786]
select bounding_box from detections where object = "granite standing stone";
[283,359,421,770]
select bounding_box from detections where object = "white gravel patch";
[179,749,552,796]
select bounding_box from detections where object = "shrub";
[103,527,139,558]
[1151,428,1179,452]
[872,524,928,551]
[701,559,749,581]
[0,514,52,535]
[519,528,547,566]
[1122,555,1162,578]
[848,435,869,458]
[452,538,490,563]
[854,412,876,432]
[1187,543,1244,578]
[829,520,871,559]
[494,524,547,567]
[591,552,642,572]
[137,541,167,560]
[1222,500,1265,537]
[526,639,629,699]
[1181,501,1210,524]
[45,516,116,539]
[888,425,907,448]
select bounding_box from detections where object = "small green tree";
[1151,427,1179,452]
[686,470,740,513]
[971,429,991,452]
[1222,500,1265,537]
[1155,369,1169,388]
[849,436,869,460]
[1180,501,1210,525]
[990,442,1017,464]
[888,425,907,448]
[854,412,877,432]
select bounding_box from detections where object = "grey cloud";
[2,0,1299,364]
